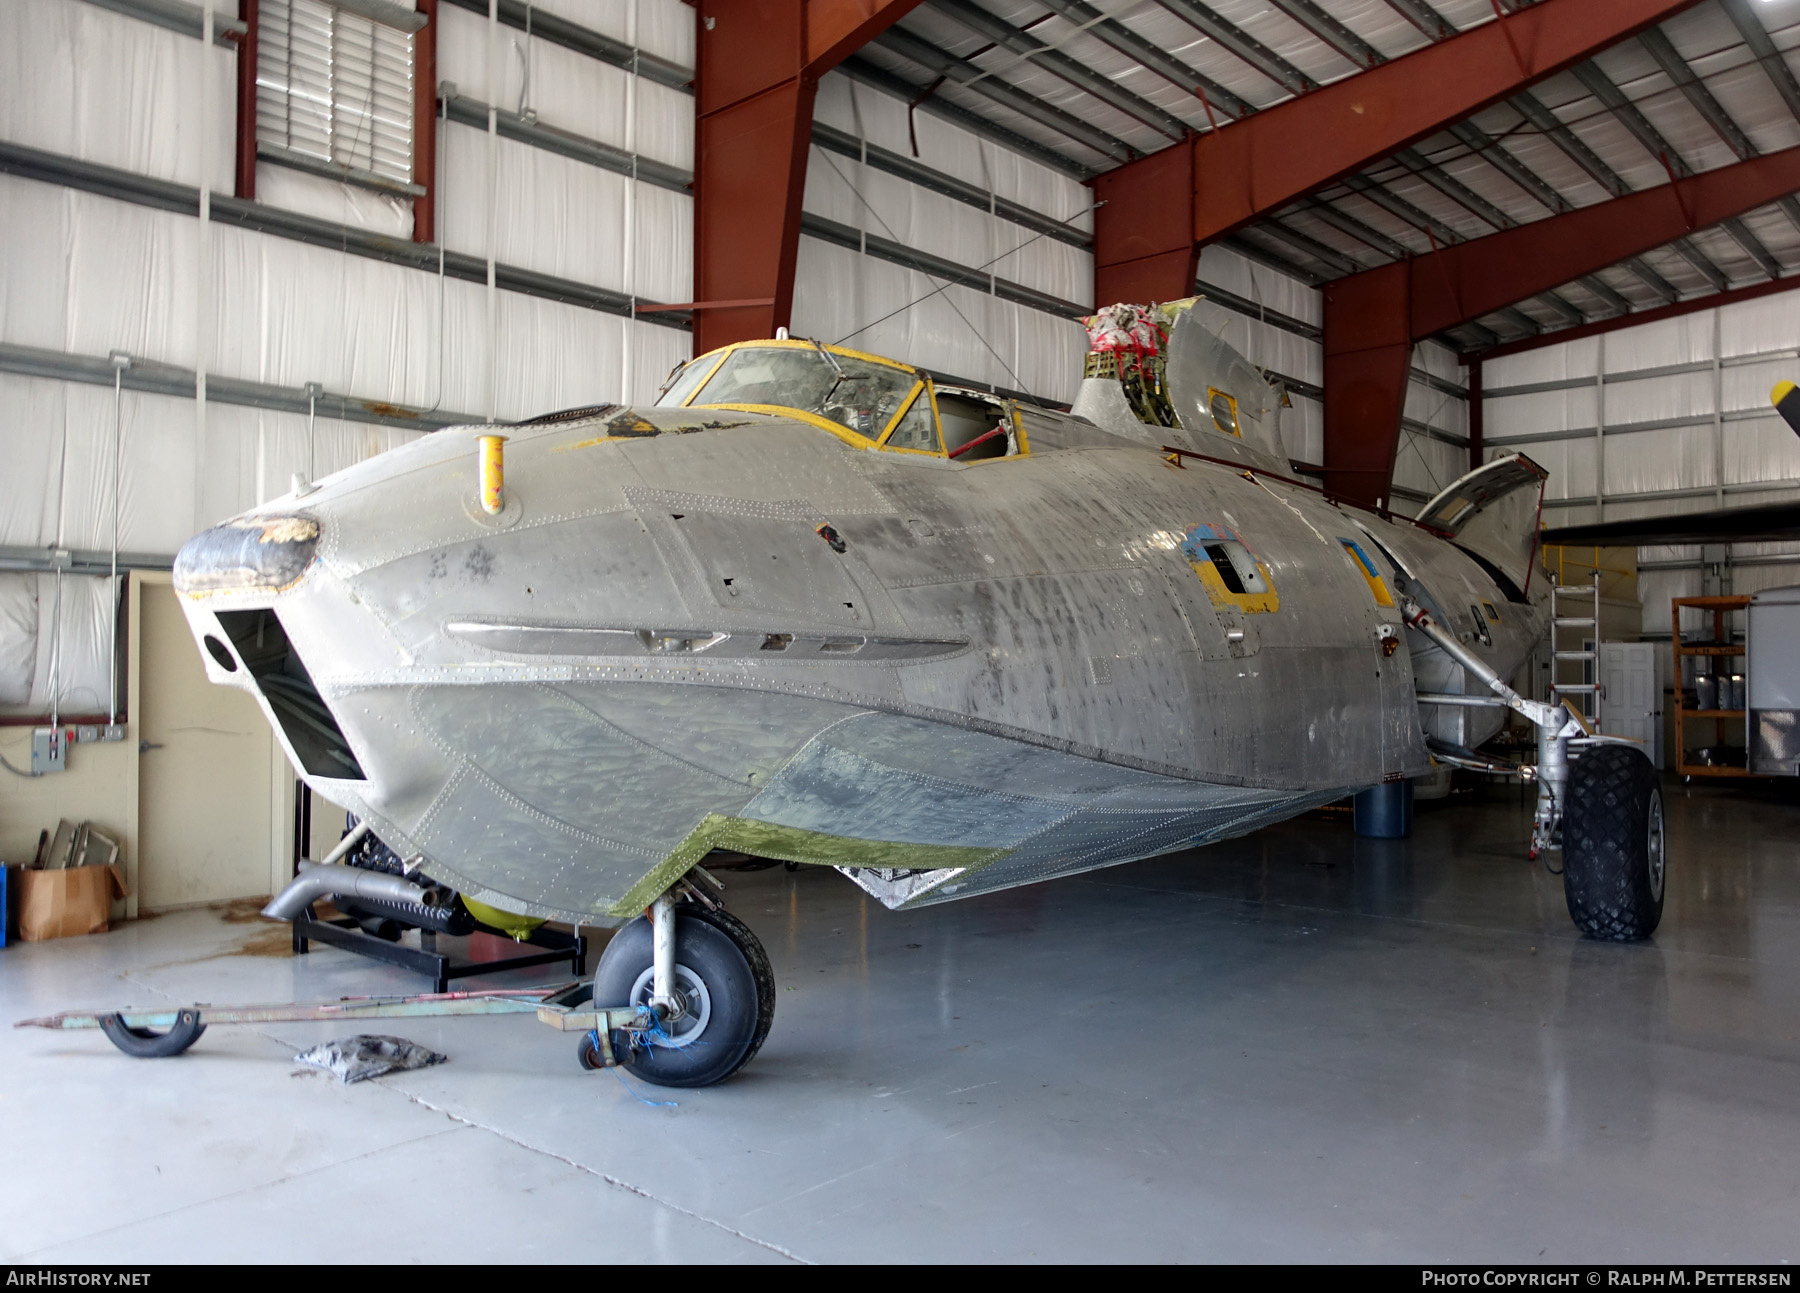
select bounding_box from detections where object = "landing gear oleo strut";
[1403,598,1665,942]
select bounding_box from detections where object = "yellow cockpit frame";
[662,339,1027,461]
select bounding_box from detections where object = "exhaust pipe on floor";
[262,859,450,922]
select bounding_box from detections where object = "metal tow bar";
[15,981,653,1068]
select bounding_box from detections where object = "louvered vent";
[257,0,419,194]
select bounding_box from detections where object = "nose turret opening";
[173,514,320,596]
[215,609,365,781]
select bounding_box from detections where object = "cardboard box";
[19,865,129,942]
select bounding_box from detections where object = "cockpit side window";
[937,391,1014,461]
[882,389,942,453]
[656,356,717,408]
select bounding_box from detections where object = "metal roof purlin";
[1090,0,1706,306]
[1637,22,1800,251]
[1383,0,1455,42]
[1264,0,1381,70]
[837,55,1096,178]
[1030,0,1252,118]
[1148,0,1321,97]
[924,0,1192,140]
[1474,273,1800,361]
[874,25,1137,163]
[1567,60,1743,291]
[1218,233,1331,286]
[1720,0,1800,126]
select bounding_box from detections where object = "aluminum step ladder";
[1551,579,1602,729]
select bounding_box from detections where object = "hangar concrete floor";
[4,780,1797,1264]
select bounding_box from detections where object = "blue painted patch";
[1339,537,1380,578]
[1180,522,1249,566]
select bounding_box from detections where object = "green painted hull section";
[608,813,1009,916]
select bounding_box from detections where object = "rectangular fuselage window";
[1203,542,1267,595]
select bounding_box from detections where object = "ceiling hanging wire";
[819,147,1030,396]
[486,0,500,423]
[822,151,1097,399]
[514,2,534,120]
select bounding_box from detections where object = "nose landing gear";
[590,891,776,1088]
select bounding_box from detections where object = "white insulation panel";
[1489,283,1800,617]
[1,0,699,715]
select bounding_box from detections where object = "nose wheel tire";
[99,1010,207,1057]
[683,903,776,1066]
[593,904,774,1088]
[1562,744,1666,941]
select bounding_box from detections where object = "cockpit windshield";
[663,343,919,440]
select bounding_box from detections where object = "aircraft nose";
[173,513,320,597]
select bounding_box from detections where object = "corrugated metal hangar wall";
[1484,295,1800,635]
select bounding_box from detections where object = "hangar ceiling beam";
[1321,145,1800,509]
[1473,274,1800,363]
[1091,0,1706,307]
[1442,115,1680,306]
[693,0,928,353]
[1382,0,1454,42]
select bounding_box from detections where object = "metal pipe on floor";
[261,854,437,921]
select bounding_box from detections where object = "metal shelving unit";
[1671,594,1761,779]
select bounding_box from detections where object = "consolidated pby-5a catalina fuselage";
[171,322,1551,926]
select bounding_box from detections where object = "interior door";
[138,581,279,908]
[1600,641,1661,769]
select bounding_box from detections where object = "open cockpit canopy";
[657,340,1023,462]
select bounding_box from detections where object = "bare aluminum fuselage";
[175,402,1548,923]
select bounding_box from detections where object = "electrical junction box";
[31,728,66,774]
[75,725,98,744]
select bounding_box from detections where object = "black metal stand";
[292,907,587,994]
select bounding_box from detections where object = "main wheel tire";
[99,1010,206,1058]
[594,907,766,1088]
[1562,744,1666,941]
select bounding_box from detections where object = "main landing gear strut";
[1404,599,1666,942]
